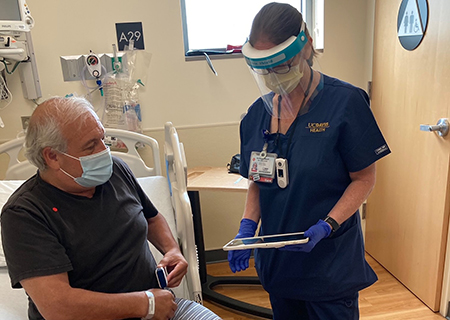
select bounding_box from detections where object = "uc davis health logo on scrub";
[306,122,330,133]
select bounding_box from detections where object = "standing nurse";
[228,2,391,319]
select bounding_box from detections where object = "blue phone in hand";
[156,267,168,288]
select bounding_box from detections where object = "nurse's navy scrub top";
[239,74,391,301]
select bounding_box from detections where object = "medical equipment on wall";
[102,42,151,133]
[80,50,106,102]
[60,40,151,133]
[0,0,34,33]
[85,51,102,78]
[0,0,42,107]
[60,51,126,82]
[0,68,12,119]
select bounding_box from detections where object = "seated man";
[1,96,220,320]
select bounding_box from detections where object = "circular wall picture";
[397,0,429,51]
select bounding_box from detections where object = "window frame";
[180,0,322,61]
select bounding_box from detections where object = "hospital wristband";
[142,291,155,320]
[324,216,340,233]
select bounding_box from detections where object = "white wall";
[320,0,373,91]
[0,0,375,251]
[0,0,259,139]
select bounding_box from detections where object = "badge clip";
[260,142,268,159]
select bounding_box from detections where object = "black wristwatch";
[324,216,340,233]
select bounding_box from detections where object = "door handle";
[420,118,449,137]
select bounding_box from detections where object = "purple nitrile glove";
[228,218,258,273]
[279,219,331,253]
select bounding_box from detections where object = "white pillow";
[136,176,189,299]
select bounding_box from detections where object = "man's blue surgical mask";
[59,147,113,187]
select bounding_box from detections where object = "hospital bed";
[0,123,202,319]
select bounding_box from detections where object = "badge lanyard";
[248,68,314,187]
[275,67,314,188]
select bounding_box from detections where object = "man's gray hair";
[25,96,99,171]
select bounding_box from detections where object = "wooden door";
[365,0,450,312]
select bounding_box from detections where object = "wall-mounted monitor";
[0,0,34,33]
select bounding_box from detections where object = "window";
[180,0,324,58]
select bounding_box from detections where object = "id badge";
[248,151,277,183]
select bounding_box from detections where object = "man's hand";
[158,249,188,288]
[151,289,177,320]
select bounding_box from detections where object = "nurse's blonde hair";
[249,2,317,59]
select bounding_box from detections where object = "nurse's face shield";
[243,22,311,119]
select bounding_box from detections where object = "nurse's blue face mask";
[59,147,113,187]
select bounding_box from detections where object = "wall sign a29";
[115,22,145,51]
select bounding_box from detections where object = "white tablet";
[222,232,309,251]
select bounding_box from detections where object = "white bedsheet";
[0,176,187,320]
[0,181,26,268]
